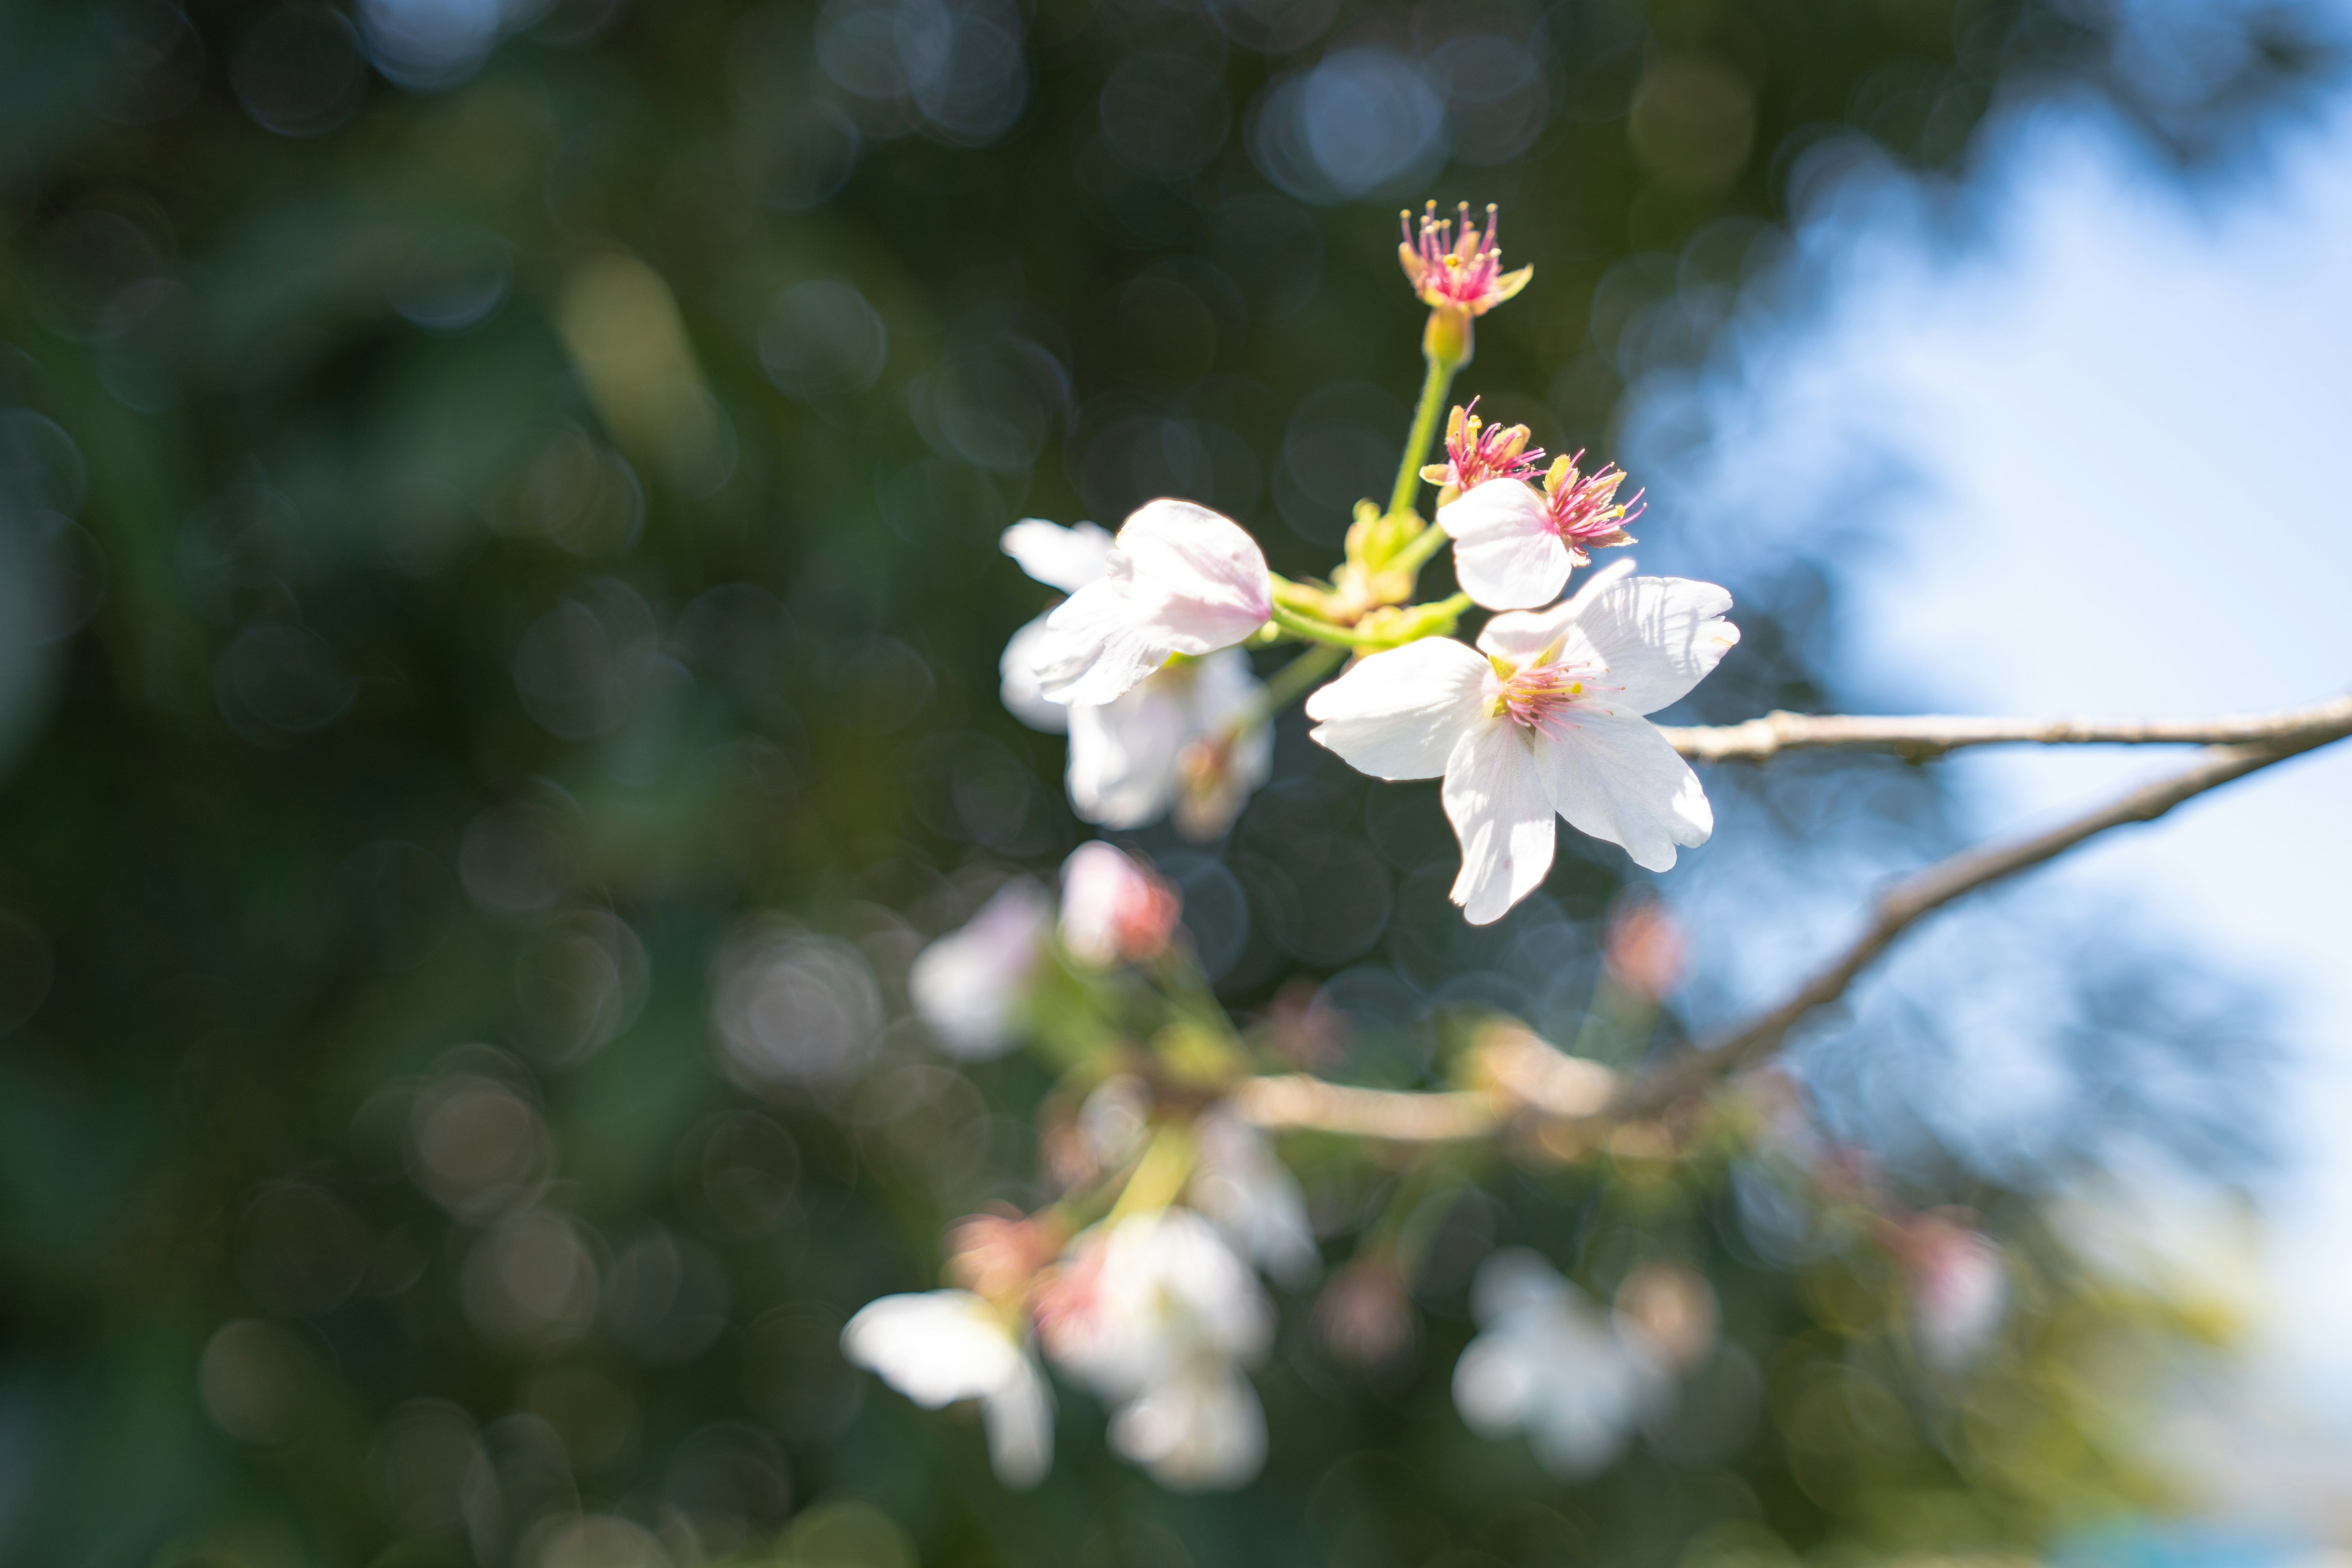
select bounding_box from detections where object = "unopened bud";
[1059,842,1181,967]
[1316,1254,1414,1367]
[1615,1261,1717,1371]
[1604,897,1686,1003]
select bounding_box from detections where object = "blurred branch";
[1232,1075,1503,1142]
[1659,693,2352,764]
[1232,1027,1613,1143]
[1612,714,2352,1119]
[1235,704,2352,1145]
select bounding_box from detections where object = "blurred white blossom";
[1038,1208,1272,1490]
[840,1289,1053,1488]
[1901,1216,2008,1371]
[1452,1249,1666,1478]
[1189,1109,1319,1288]
[908,879,1051,1060]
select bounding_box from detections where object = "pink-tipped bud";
[1058,842,1182,967]
[948,1208,1063,1305]
[1315,1254,1414,1368]
[1603,897,1686,1003]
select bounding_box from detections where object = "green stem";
[1250,643,1344,720]
[1387,352,1460,519]
[1390,520,1452,580]
[1265,601,1389,649]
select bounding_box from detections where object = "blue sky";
[1631,73,2352,1524]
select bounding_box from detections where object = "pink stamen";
[1542,451,1643,559]
[1496,659,1613,737]
[1398,202,1528,315]
[1439,396,1544,491]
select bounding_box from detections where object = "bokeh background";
[1,1,2346,1564]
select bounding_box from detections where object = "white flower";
[1068,650,1270,834]
[1904,1219,2007,1371]
[1038,1208,1273,1490]
[1452,1250,1666,1479]
[1435,453,1640,611]
[1303,559,1739,924]
[908,879,1052,1060]
[1189,1109,1319,1289]
[999,519,1115,732]
[1058,842,1180,968]
[1000,519,1273,836]
[840,1289,1054,1488]
[1028,500,1272,709]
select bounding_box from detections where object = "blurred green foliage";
[0,0,2328,1564]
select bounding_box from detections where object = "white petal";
[1477,557,1638,664]
[1305,638,1491,781]
[1470,1248,1575,1324]
[1559,576,1739,715]
[1109,1360,1267,1491]
[1066,685,1186,829]
[1442,723,1557,925]
[907,880,1052,1059]
[1001,518,1114,594]
[1453,1331,1540,1436]
[1537,707,1711,873]
[1031,565,1178,707]
[1115,499,1274,649]
[1191,1110,1320,1289]
[982,1354,1055,1488]
[1439,480,1572,611]
[1482,563,1738,716]
[841,1291,1024,1408]
[1000,614,1069,733]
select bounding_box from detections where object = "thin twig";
[1610,720,2352,1119]
[1659,693,2352,764]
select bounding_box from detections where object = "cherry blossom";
[908,879,1052,1060]
[1058,842,1181,968]
[840,1289,1054,1488]
[1027,500,1273,709]
[1436,453,1643,611]
[1066,651,1270,835]
[1000,518,1272,835]
[1452,1250,1667,1479]
[1036,1208,1273,1490]
[999,518,1115,732]
[1303,560,1740,923]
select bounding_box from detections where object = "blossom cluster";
[831,204,2002,1496]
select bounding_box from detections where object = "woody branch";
[1235,693,2352,1143]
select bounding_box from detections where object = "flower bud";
[1059,843,1182,967]
[1603,897,1686,1003]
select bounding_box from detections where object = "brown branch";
[1610,718,2352,1120]
[1232,700,2352,1145]
[1659,693,2352,764]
